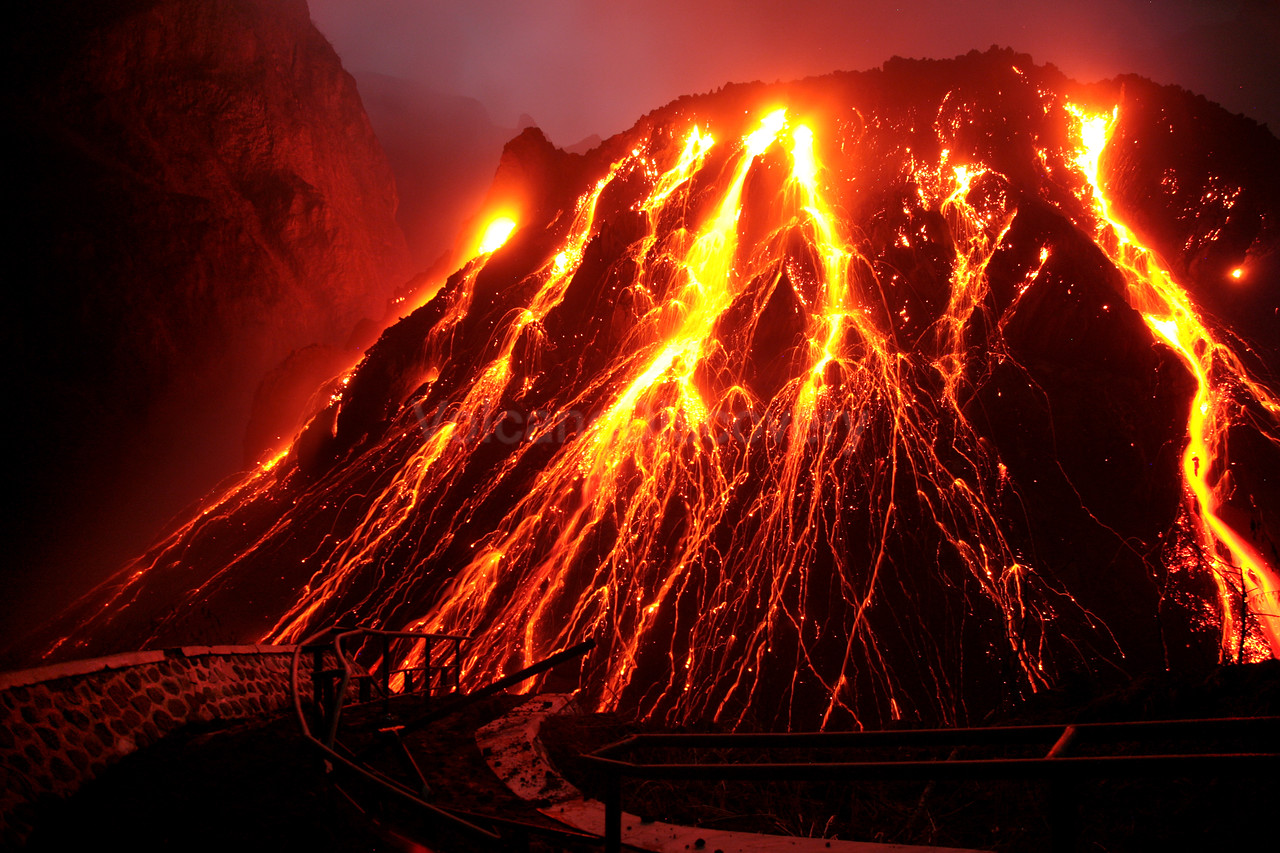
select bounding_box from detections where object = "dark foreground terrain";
[22,662,1280,852]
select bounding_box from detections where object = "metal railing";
[291,625,499,843]
[583,715,1280,853]
[308,627,468,746]
[291,625,600,850]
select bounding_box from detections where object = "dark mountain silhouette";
[353,71,518,270]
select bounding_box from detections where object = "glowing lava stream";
[52,93,1279,727]
[381,110,1063,727]
[1068,105,1280,660]
[265,160,639,641]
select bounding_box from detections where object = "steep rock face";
[3,0,409,654]
[355,72,516,270]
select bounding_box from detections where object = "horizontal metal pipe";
[582,751,1279,782]
[594,715,1280,753]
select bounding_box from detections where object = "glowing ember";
[47,62,1280,728]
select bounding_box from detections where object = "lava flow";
[45,55,1280,729]
[1068,105,1280,661]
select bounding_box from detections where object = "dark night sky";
[308,0,1279,147]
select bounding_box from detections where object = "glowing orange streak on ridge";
[266,157,638,644]
[934,164,1014,400]
[418,114,785,698]
[400,111,1057,728]
[478,216,516,254]
[1067,104,1280,659]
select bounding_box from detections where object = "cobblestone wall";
[0,645,320,847]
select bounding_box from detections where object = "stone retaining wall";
[0,645,322,847]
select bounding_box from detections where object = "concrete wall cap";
[0,651,167,690]
[1,645,300,690]
[201,644,294,656]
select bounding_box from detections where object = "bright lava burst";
[49,66,1280,729]
[477,216,517,255]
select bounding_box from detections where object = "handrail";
[290,626,500,843]
[584,715,1280,853]
[290,626,599,848]
[316,627,467,746]
[591,714,1280,754]
[397,639,596,737]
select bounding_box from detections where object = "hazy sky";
[309,0,1278,146]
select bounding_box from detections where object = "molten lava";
[478,216,517,255]
[47,55,1280,728]
[1067,105,1280,660]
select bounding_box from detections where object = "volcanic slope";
[46,48,1280,730]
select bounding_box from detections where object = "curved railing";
[305,627,469,747]
[289,625,599,848]
[290,625,500,843]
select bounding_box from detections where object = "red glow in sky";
[309,0,1278,146]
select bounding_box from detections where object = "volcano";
[41,48,1280,730]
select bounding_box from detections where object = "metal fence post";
[604,772,621,853]
[381,634,392,715]
[423,636,433,700]
[311,645,325,711]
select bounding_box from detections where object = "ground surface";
[19,662,1280,852]
[23,712,378,852]
[22,693,582,852]
[541,661,1280,852]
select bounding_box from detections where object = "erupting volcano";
[43,50,1280,730]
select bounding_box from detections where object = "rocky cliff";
[3,0,410,656]
[355,72,516,270]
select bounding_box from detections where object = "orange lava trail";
[50,88,1280,725]
[385,111,1066,727]
[1067,104,1280,660]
